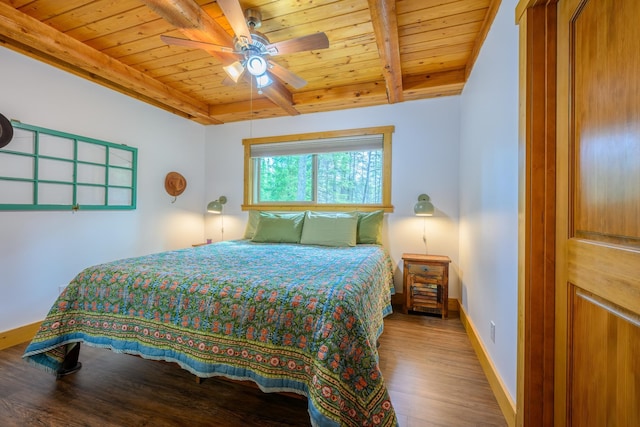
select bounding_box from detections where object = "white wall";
[204,98,461,293]
[0,47,207,331]
[459,0,520,400]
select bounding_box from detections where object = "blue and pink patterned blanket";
[23,240,398,427]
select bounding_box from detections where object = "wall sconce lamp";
[414,194,434,253]
[414,194,435,216]
[207,196,227,241]
[207,196,227,214]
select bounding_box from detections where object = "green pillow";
[251,212,305,243]
[300,211,358,247]
[243,210,261,239]
[356,210,384,244]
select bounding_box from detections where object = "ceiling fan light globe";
[255,73,273,89]
[223,61,245,82]
[246,55,267,76]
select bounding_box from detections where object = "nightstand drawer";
[406,263,445,281]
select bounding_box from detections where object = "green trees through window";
[257,155,312,202]
[317,151,383,204]
[243,126,393,212]
[257,151,383,204]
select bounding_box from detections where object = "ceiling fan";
[159,0,329,92]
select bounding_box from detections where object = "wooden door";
[556,0,640,425]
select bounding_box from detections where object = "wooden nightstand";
[402,254,451,319]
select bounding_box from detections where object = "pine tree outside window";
[242,126,393,212]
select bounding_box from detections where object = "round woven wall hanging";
[164,171,187,200]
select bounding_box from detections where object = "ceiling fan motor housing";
[244,8,262,29]
[234,31,270,57]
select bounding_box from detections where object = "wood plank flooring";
[0,312,506,426]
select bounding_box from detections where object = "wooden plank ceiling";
[0,0,500,124]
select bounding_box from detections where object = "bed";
[23,236,398,427]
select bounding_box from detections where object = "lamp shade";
[414,194,434,216]
[207,196,227,214]
[223,61,244,83]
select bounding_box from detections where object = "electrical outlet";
[490,321,496,343]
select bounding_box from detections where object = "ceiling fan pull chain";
[249,74,254,138]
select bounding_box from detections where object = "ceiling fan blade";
[266,32,329,56]
[268,61,307,89]
[160,35,238,54]
[217,0,253,46]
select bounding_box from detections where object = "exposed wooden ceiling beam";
[295,81,388,111]
[367,0,403,104]
[403,69,466,100]
[261,78,299,116]
[0,1,220,124]
[208,81,389,123]
[208,69,467,123]
[209,98,277,118]
[140,0,300,119]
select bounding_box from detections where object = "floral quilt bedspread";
[24,240,398,427]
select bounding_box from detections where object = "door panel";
[571,0,640,246]
[557,0,640,425]
[570,288,640,426]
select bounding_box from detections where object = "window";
[0,121,137,211]
[243,126,393,212]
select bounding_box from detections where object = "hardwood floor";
[378,312,507,427]
[0,312,506,427]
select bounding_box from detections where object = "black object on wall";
[0,114,13,148]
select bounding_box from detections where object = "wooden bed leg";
[56,342,82,379]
